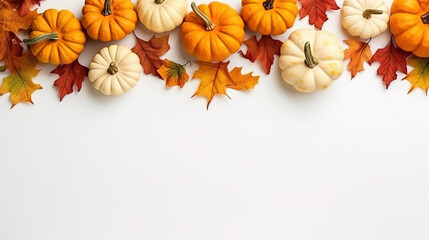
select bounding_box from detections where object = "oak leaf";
[51,60,88,101]
[344,38,372,79]
[369,39,410,89]
[157,59,189,88]
[131,33,170,78]
[6,0,42,16]
[0,1,37,61]
[299,0,339,30]
[0,33,41,107]
[403,56,429,94]
[227,67,259,90]
[192,61,231,109]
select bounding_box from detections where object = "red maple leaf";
[239,35,282,74]
[51,60,88,101]
[5,0,42,17]
[369,38,411,89]
[299,0,339,30]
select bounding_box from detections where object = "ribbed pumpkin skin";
[82,0,137,42]
[241,0,298,36]
[390,0,429,57]
[137,0,188,33]
[180,2,245,62]
[29,9,86,65]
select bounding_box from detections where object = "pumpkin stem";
[23,32,59,46]
[0,65,5,72]
[191,2,215,31]
[304,42,319,69]
[101,0,112,16]
[362,9,383,19]
[107,62,119,75]
[422,11,429,24]
[263,0,275,10]
[155,0,165,4]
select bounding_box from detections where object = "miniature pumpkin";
[341,0,389,39]
[23,9,86,65]
[89,45,142,95]
[137,0,188,33]
[278,28,344,93]
[390,0,429,57]
[82,0,137,42]
[241,0,298,36]
[180,2,245,62]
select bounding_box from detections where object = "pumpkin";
[241,0,298,36]
[137,0,188,33]
[82,0,137,42]
[180,2,245,62]
[278,28,344,93]
[23,9,86,65]
[89,45,142,95]
[341,0,389,39]
[390,0,429,57]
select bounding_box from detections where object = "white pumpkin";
[137,0,188,33]
[341,0,389,39]
[89,45,142,96]
[279,28,344,93]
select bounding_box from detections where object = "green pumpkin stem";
[362,9,383,19]
[155,0,165,4]
[23,32,59,46]
[191,2,215,31]
[422,12,429,24]
[304,42,319,69]
[107,62,119,75]
[263,0,275,10]
[101,0,112,16]
[0,65,5,72]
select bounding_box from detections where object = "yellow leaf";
[403,56,429,94]
[344,38,372,79]
[157,59,189,88]
[227,67,259,90]
[192,61,231,109]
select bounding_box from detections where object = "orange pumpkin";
[24,9,86,65]
[82,0,137,42]
[180,2,245,62]
[390,0,429,57]
[241,0,298,35]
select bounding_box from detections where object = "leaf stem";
[191,2,215,31]
[304,42,319,69]
[362,9,383,19]
[23,32,59,46]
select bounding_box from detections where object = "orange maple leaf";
[51,60,88,101]
[227,67,259,90]
[299,0,339,30]
[0,32,41,107]
[131,33,170,78]
[192,61,232,109]
[344,38,372,79]
[5,0,42,17]
[403,56,429,94]
[0,1,37,61]
[239,35,282,74]
[157,59,189,88]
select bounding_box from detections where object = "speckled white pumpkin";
[89,45,142,96]
[137,0,188,33]
[341,0,389,39]
[278,28,344,93]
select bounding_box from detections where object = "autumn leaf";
[156,59,189,88]
[227,67,259,90]
[239,35,282,74]
[344,38,372,79]
[132,32,170,78]
[51,60,88,101]
[403,56,429,94]
[369,38,411,89]
[0,33,41,107]
[0,1,37,61]
[192,61,232,109]
[299,0,339,30]
[5,0,42,16]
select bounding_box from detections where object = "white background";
[1,0,428,239]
